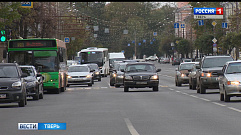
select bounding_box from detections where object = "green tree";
[195,34,214,55]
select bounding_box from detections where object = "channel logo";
[194,8,223,15]
[18,123,66,130]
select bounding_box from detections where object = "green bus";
[5,38,67,94]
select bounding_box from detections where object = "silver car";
[114,63,127,88]
[219,61,241,102]
[67,65,94,87]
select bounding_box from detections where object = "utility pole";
[134,30,137,59]
[236,2,239,60]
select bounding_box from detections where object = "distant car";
[67,65,94,87]
[172,58,181,65]
[175,62,199,86]
[188,63,200,90]
[182,58,192,63]
[20,65,44,100]
[158,57,165,64]
[0,63,28,107]
[114,63,127,88]
[122,62,161,92]
[219,61,241,102]
[145,56,158,61]
[110,61,124,86]
[86,63,101,81]
[163,58,170,64]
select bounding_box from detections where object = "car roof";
[180,62,199,65]
[19,65,35,68]
[0,63,18,66]
[226,60,241,64]
[204,55,232,58]
[69,64,89,67]
[126,62,154,65]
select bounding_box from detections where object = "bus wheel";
[55,88,60,94]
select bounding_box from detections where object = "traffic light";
[0,30,6,42]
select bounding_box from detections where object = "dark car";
[114,63,127,88]
[0,63,28,107]
[122,62,161,92]
[20,65,44,100]
[172,58,181,66]
[110,61,124,86]
[196,55,233,94]
[86,63,101,81]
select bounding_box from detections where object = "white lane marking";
[169,88,174,91]
[212,102,226,107]
[124,118,140,135]
[228,107,241,113]
[101,87,108,89]
[199,98,211,102]
[176,90,181,93]
[189,95,199,98]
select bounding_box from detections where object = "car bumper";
[200,77,219,89]
[178,76,189,84]
[93,74,101,80]
[124,80,159,88]
[115,76,124,85]
[224,85,241,96]
[68,78,92,85]
[0,90,25,103]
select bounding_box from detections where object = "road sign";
[222,22,228,28]
[212,21,217,26]
[174,23,179,28]
[153,32,157,36]
[212,38,217,43]
[21,2,33,8]
[198,20,204,26]
[64,37,70,43]
[181,24,185,28]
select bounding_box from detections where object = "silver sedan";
[219,61,241,102]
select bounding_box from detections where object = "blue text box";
[194,8,216,15]
[38,123,66,130]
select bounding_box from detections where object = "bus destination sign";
[9,40,56,48]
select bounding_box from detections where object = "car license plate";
[136,82,147,84]
[0,94,6,99]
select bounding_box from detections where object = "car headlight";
[12,81,22,88]
[86,74,92,78]
[227,81,240,85]
[125,76,132,80]
[150,75,158,80]
[201,72,211,77]
[67,75,72,79]
[95,71,100,75]
[181,74,186,77]
[113,73,117,77]
[117,75,124,78]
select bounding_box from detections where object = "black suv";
[0,63,28,107]
[196,55,233,94]
[122,62,161,92]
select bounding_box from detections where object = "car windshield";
[226,63,241,74]
[0,66,19,78]
[118,64,127,71]
[68,66,89,72]
[126,64,155,72]
[179,64,194,70]
[20,67,35,76]
[88,64,99,70]
[202,57,233,68]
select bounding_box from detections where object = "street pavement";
[1,61,241,135]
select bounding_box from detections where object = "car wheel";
[18,95,26,107]
[189,82,192,89]
[224,90,230,102]
[153,86,159,91]
[39,92,44,99]
[33,91,39,100]
[192,80,196,90]
[115,85,120,88]
[200,83,206,94]
[67,84,70,87]
[220,92,224,101]
[55,88,60,94]
[110,80,115,86]
[124,86,129,92]
[98,78,101,81]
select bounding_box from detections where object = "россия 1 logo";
[193,7,223,19]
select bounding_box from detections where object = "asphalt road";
[1,61,241,135]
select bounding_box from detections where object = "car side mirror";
[156,69,161,72]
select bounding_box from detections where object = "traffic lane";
[158,73,241,115]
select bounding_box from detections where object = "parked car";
[219,61,241,102]
[0,63,28,107]
[122,62,161,92]
[67,65,94,87]
[86,63,101,81]
[172,58,181,66]
[145,56,158,61]
[20,65,44,100]
[188,63,200,90]
[114,63,127,88]
[175,62,199,87]
[196,55,234,94]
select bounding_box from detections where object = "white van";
[109,52,125,69]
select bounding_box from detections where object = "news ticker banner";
[194,7,223,19]
[18,123,66,130]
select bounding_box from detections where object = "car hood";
[67,72,90,76]
[125,72,157,76]
[179,70,190,74]
[225,73,241,81]
[202,67,223,73]
[0,78,21,86]
[24,76,36,82]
